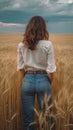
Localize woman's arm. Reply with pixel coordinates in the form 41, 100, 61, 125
18, 69, 26, 85
17, 43, 25, 84
19, 69, 25, 78
48, 72, 55, 84
46, 42, 56, 83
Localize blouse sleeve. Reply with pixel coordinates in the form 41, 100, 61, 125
46, 42, 56, 74
17, 43, 25, 71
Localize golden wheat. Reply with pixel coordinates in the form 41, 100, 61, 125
0, 34, 73, 130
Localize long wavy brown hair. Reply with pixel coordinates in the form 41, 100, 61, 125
23, 16, 49, 50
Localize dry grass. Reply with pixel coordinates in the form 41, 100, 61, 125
0, 33, 73, 130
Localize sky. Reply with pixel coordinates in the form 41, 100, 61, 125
0, 0, 73, 33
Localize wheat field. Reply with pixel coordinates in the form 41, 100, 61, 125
0, 34, 73, 130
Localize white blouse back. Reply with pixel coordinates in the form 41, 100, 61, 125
17, 40, 56, 74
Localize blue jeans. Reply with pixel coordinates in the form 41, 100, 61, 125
21, 73, 52, 130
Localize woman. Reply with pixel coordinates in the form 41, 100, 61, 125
17, 16, 56, 130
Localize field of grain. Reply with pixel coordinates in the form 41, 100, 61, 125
0, 34, 73, 130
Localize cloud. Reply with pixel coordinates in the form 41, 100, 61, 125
0, 0, 73, 10
0, 22, 24, 27
0, 0, 73, 17
12, 3, 21, 9
57, 0, 73, 3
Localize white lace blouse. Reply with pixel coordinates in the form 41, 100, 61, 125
17, 40, 56, 74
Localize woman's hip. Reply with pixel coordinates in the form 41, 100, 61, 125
35, 74, 52, 94
21, 74, 52, 94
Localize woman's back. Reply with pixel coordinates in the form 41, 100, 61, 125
17, 40, 56, 74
